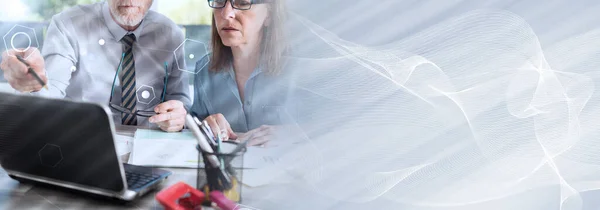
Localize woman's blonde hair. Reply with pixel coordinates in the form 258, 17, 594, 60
209, 0, 287, 75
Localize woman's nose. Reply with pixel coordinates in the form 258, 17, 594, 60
219, 0, 236, 19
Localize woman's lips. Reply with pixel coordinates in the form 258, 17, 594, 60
222, 27, 238, 31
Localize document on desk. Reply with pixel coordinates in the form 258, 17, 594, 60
239, 142, 301, 187
114, 134, 133, 156
242, 146, 287, 169
129, 129, 202, 168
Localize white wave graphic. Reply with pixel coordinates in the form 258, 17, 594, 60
260, 8, 600, 210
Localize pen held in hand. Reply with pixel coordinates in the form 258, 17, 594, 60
15, 55, 47, 90
217, 131, 224, 170
200, 121, 218, 146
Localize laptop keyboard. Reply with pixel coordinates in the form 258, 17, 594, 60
125, 171, 162, 190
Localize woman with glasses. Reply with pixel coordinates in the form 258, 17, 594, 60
178, 0, 296, 146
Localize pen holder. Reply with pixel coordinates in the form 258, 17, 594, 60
196, 142, 246, 205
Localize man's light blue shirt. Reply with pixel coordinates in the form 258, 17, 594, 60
36, 2, 190, 126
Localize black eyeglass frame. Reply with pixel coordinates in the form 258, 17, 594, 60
108, 53, 169, 118
207, 0, 272, 10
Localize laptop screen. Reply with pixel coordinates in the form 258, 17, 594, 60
0, 93, 126, 193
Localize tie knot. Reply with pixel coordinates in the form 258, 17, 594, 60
121, 34, 136, 47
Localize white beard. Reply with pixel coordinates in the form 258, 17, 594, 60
110, 8, 147, 27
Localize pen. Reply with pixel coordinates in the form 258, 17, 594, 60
161, 62, 168, 102
217, 131, 224, 170
15, 55, 47, 90
202, 124, 218, 146
203, 120, 217, 141
200, 123, 217, 146
186, 114, 232, 189
192, 115, 216, 146
191, 115, 217, 146
185, 114, 220, 168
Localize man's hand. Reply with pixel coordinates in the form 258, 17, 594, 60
0, 48, 47, 92
149, 100, 187, 132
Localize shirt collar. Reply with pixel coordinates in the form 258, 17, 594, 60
226, 62, 264, 80
102, 1, 146, 41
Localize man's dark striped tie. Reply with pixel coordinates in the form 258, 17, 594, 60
120, 34, 137, 125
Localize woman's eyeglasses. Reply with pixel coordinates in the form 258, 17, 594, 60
109, 53, 169, 117
207, 0, 271, 11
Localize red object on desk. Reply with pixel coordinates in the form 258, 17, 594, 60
156, 182, 205, 210
209, 191, 239, 210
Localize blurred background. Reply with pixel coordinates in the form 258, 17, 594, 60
0, 0, 213, 92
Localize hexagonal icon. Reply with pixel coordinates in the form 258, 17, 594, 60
136, 85, 156, 105
173, 39, 209, 74
38, 144, 63, 168
2, 24, 41, 60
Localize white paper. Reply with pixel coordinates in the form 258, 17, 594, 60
114, 134, 133, 156
237, 143, 298, 187
130, 129, 202, 168
237, 138, 317, 187
242, 167, 294, 188
242, 146, 286, 169
240, 138, 302, 169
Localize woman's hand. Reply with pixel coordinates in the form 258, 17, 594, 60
203, 113, 238, 140
237, 125, 277, 147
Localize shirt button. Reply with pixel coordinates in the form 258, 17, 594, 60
245, 101, 251, 106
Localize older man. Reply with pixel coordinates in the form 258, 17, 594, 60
0, 0, 190, 132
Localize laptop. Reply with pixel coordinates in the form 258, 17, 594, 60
0, 92, 172, 201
